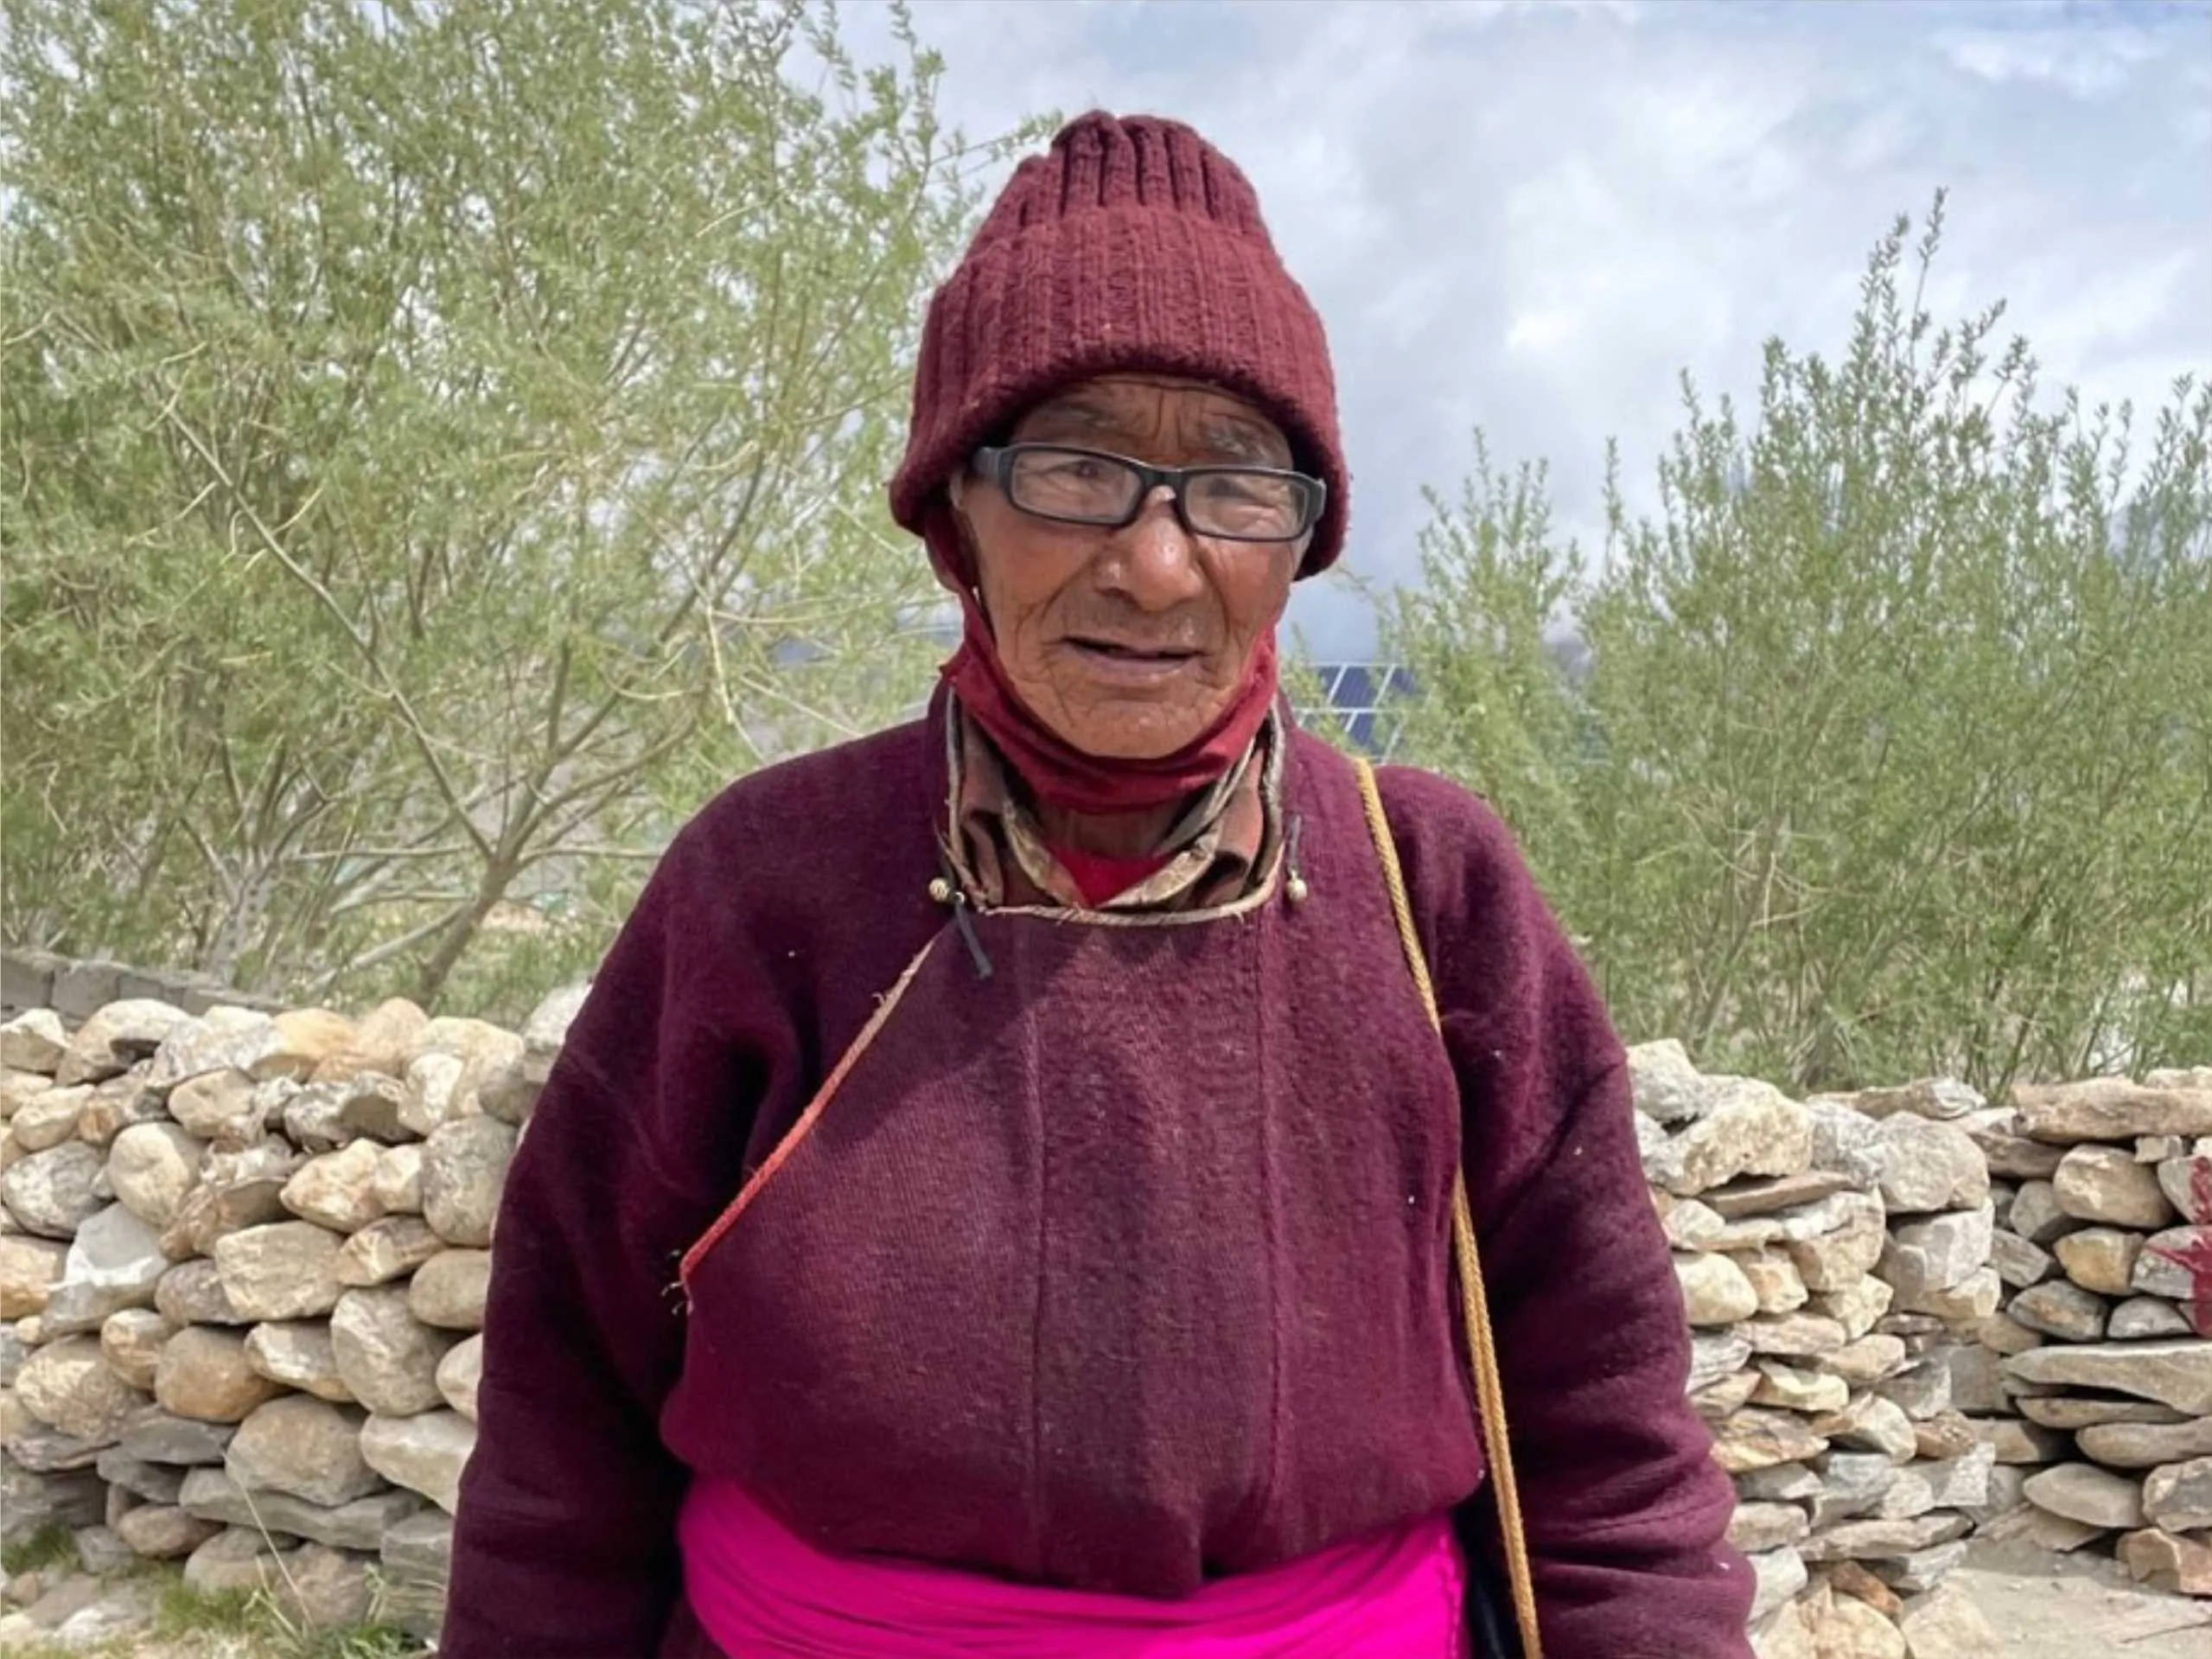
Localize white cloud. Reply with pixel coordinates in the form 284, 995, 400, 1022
845, 0, 2212, 654
2181, 61, 2212, 146
1937, 24, 2163, 97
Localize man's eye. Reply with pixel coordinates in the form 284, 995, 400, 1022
1042, 458, 1112, 483
1204, 475, 1291, 508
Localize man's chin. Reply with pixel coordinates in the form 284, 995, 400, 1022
1049, 699, 1227, 763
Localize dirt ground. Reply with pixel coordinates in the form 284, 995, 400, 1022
6, 1541, 2209, 1656
1951, 1538, 2212, 1657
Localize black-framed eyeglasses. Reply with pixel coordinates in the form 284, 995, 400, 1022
971, 444, 1325, 544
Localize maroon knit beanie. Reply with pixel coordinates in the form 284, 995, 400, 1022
889, 111, 1348, 581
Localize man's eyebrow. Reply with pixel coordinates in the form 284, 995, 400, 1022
1020, 398, 1125, 438
1022, 399, 1291, 465
1197, 417, 1287, 464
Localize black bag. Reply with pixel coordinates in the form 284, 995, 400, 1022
1463, 1544, 1524, 1657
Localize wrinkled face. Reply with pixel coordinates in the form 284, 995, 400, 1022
952, 374, 1304, 762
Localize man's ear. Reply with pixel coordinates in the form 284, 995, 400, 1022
921, 494, 985, 612
945, 475, 985, 563
945, 481, 986, 584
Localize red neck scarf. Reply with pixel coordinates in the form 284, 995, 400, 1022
1049, 845, 1177, 908
928, 514, 1279, 817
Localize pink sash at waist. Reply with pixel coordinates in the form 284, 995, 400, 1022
677, 1477, 1470, 1658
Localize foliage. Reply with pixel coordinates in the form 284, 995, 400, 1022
152, 1580, 263, 1637
1383, 438, 1595, 905
1, 1522, 79, 1576
153, 1572, 422, 1658
1386, 197, 2212, 1094
3, 0, 1027, 1018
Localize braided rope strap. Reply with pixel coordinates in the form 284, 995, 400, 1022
1352, 757, 1544, 1659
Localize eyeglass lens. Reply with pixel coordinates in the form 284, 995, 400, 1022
1006, 448, 1311, 540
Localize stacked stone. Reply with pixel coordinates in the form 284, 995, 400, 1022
1964, 1069, 2212, 1598
28, 997, 2201, 1643
0, 990, 578, 1637
1633, 1043, 2001, 1657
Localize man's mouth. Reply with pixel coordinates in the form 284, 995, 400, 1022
1069, 637, 1198, 661
1063, 637, 1204, 678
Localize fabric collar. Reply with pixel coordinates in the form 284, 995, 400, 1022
941, 692, 1282, 913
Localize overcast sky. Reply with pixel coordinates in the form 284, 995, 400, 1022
846, 0, 2212, 657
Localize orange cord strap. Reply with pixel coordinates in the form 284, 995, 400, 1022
678, 935, 941, 1294
1353, 757, 1544, 1659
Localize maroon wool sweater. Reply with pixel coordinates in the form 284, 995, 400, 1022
443, 718, 1753, 1658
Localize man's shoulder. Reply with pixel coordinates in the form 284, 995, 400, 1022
1374, 758, 1550, 929
1285, 728, 1525, 884
1369, 757, 1516, 859
1299, 743, 1617, 1092
663, 716, 939, 888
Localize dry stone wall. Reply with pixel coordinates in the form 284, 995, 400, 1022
0, 948, 277, 1026
0, 992, 579, 1637
1966, 1070, 2212, 1598
2, 991, 2205, 1650
1633, 1043, 2009, 1656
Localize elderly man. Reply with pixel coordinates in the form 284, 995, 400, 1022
444, 112, 1753, 1658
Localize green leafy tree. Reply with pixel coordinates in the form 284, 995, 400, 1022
3, 0, 1030, 1018
1388, 199, 2212, 1094
1381, 438, 1593, 907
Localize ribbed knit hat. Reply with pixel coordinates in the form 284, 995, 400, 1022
890, 112, 1348, 578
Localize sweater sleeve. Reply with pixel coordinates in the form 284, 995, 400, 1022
1458, 1060, 1756, 1657
1378, 766, 1755, 1659
441, 858, 749, 1657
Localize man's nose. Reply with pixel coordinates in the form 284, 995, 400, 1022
1096, 486, 1206, 612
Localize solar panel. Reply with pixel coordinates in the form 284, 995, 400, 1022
1297, 661, 1416, 759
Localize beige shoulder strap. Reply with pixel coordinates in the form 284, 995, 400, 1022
1351, 756, 1543, 1659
